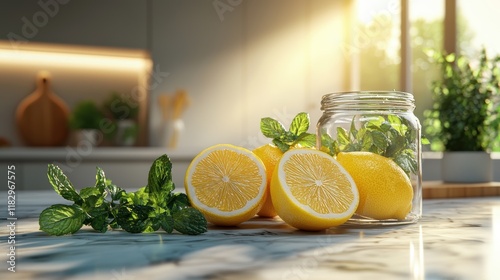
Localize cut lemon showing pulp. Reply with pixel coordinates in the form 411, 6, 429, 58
271, 148, 359, 231
184, 144, 267, 226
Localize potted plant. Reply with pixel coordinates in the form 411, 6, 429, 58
69, 100, 105, 147
102, 92, 139, 146
424, 48, 500, 182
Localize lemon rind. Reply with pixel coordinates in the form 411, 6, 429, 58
185, 144, 267, 217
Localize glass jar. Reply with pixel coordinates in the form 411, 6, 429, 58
316, 91, 422, 225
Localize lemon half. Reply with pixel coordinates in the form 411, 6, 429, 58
184, 144, 267, 226
271, 148, 359, 231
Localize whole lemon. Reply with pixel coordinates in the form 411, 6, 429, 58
253, 144, 283, 217
336, 151, 413, 220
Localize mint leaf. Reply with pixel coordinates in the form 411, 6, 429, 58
82, 194, 103, 213
289, 112, 310, 136
87, 201, 111, 233
388, 115, 401, 128
366, 116, 385, 128
107, 182, 125, 201
80, 187, 105, 201
80, 186, 106, 215
95, 167, 107, 193
261, 117, 286, 139
349, 118, 358, 139
393, 149, 418, 177
147, 154, 174, 205
361, 132, 374, 150
272, 139, 290, 152
167, 193, 191, 213
90, 212, 109, 233
121, 187, 150, 206
173, 207, 208, 235
281, 131, 297, 144
159, 212, 174, 233
336, 127, 350, 146
321, 133, 337, 155
380, 121, 393, 133
39, 204, 85, 236
386, 134, 406, 157
326, 114, 419, 178
116, 205, 154, 233
370, 130, 390, 151
295, 132, 316, 148
47, 164, 82, 205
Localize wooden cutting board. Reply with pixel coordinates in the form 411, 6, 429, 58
16, 71, 70, 146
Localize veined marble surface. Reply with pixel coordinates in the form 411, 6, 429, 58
1, 191, 499, 280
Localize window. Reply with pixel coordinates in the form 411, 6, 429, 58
458, 0, 500, 57
409, 0, 444, 121
355, 0, 400, 91
353, 0, 500, 127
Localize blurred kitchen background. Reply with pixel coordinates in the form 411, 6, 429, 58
1, 0, 499, 189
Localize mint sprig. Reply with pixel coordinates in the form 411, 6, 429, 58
260, 112, 316, 152
39, 154, 207, 236
321, 115, 418, 178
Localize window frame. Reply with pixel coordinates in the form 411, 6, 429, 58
399, 0, 456, 92
351, 0, 500, 181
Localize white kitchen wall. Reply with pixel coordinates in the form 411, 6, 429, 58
0, 0, 148, 49
150, 0, 349, 152
0, 0, 349, 153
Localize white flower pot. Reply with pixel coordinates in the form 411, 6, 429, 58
115, 120, 138, 146
442, 151, 492, 183
71, 129, 101, 147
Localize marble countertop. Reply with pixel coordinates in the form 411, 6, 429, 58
1, 191, 499, 280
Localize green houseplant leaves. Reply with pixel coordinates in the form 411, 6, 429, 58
423, 49, 500, 151
69, 100, 104, 130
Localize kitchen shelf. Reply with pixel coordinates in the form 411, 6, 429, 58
0, 147, 198, 191
423, 181, 500, 199
0, 147, 197, 161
